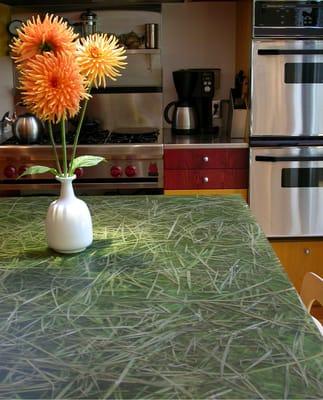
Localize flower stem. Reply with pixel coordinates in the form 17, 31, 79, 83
68, 97, 89, 175
48, 121, 62, 175
60, 118, 68, 177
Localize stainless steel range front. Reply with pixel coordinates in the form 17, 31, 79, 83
0, 92, 163, 195
250, 0, 323, 237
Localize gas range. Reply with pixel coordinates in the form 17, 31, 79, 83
0, 128, 163, 195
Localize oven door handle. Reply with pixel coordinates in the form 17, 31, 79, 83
258, 49, 323, 55
255, 155, 323, 162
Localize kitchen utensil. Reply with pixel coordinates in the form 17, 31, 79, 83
5, 112, 42, 144
164, 101, 197, 135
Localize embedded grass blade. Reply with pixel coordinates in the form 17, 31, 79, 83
0, 195, 322, 399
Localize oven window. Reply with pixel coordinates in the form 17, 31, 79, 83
285, 63, 323, 84
282, 168, 323, 187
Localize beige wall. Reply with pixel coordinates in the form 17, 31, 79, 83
1, 2, 237, 123
0, 4, 13, 117
162, 1, 236, 123
0, 56, 14, 118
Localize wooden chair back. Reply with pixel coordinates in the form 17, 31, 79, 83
300, 272, 323, 312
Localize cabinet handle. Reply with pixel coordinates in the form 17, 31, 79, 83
304, 248, 311, 255
203, 156, 209, 163
203, 176, 209, 183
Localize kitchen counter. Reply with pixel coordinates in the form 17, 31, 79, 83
0, 195, 322, 399
163, 128, 248, 148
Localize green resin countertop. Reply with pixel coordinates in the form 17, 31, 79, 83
0, 195, 322, 399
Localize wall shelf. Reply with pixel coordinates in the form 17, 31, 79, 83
124, 48, 160, 70
91, 86, 162, 94
125, 49, 160, 55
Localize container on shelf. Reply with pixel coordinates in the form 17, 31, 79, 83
80, 10, 97, 37
145, 23, 159, 49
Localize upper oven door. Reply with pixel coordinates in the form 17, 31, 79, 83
251, 39, 323, 137
250, 146, 323, 237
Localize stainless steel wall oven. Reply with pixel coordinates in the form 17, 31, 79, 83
251, 39, 323, 137
250, 0, 323, 237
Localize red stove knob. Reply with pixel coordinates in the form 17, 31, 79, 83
110, 166, 122, 177
125, 165, 136, 177
75, 167, 84, 178
4, 165, 17, 179
148, 162, 158, 176
18, 165, 28, 177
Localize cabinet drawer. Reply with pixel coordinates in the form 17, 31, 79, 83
165, 169, 225, 190
164, 169, 249, 190
227, 148, 249, 169
164, 149, 227, 169
223, 169, 249, 189
164, 148, 249, 170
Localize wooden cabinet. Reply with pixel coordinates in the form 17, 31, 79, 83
164, 148, 249, 199
0, 4, 10, 57
235, 0, 252, 77
270, 239, 323, 293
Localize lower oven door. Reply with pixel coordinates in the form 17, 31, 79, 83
250, 146, 323, 237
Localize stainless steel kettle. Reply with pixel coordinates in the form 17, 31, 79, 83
164, 101, 197, 135
5, 112, 42, 144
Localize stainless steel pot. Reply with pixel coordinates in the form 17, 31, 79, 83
5, 112, 42, 144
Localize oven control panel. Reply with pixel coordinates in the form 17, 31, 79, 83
254, 1, 323, 37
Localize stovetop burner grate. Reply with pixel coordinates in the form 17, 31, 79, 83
1, 128, 160, 145
106, 131, 159, 144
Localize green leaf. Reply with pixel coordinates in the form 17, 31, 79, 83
18, 165, 58, 179
69, 155, 106, 173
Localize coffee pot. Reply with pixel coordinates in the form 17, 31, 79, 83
164, 101, 197, 135
5, 112, 42, 144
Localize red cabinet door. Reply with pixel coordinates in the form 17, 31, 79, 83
223, 169, 249, 189
227, 149, 249, 169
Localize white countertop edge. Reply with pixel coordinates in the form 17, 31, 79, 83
164, 142, 249, 149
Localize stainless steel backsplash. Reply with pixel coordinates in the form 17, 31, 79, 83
86, 93, 163, 133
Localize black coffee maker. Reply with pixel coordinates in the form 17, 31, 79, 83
164, 70, 198, 135
164, 68, 220, 135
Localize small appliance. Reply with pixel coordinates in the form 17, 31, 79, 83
164, 69, 198, 134
164, 68, 220, 135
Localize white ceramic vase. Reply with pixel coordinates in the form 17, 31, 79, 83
45, 175, 93, 254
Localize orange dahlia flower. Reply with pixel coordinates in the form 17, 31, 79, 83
10, 14, 77, 68
76, 33, 127, 88
19, 52, 90, 123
